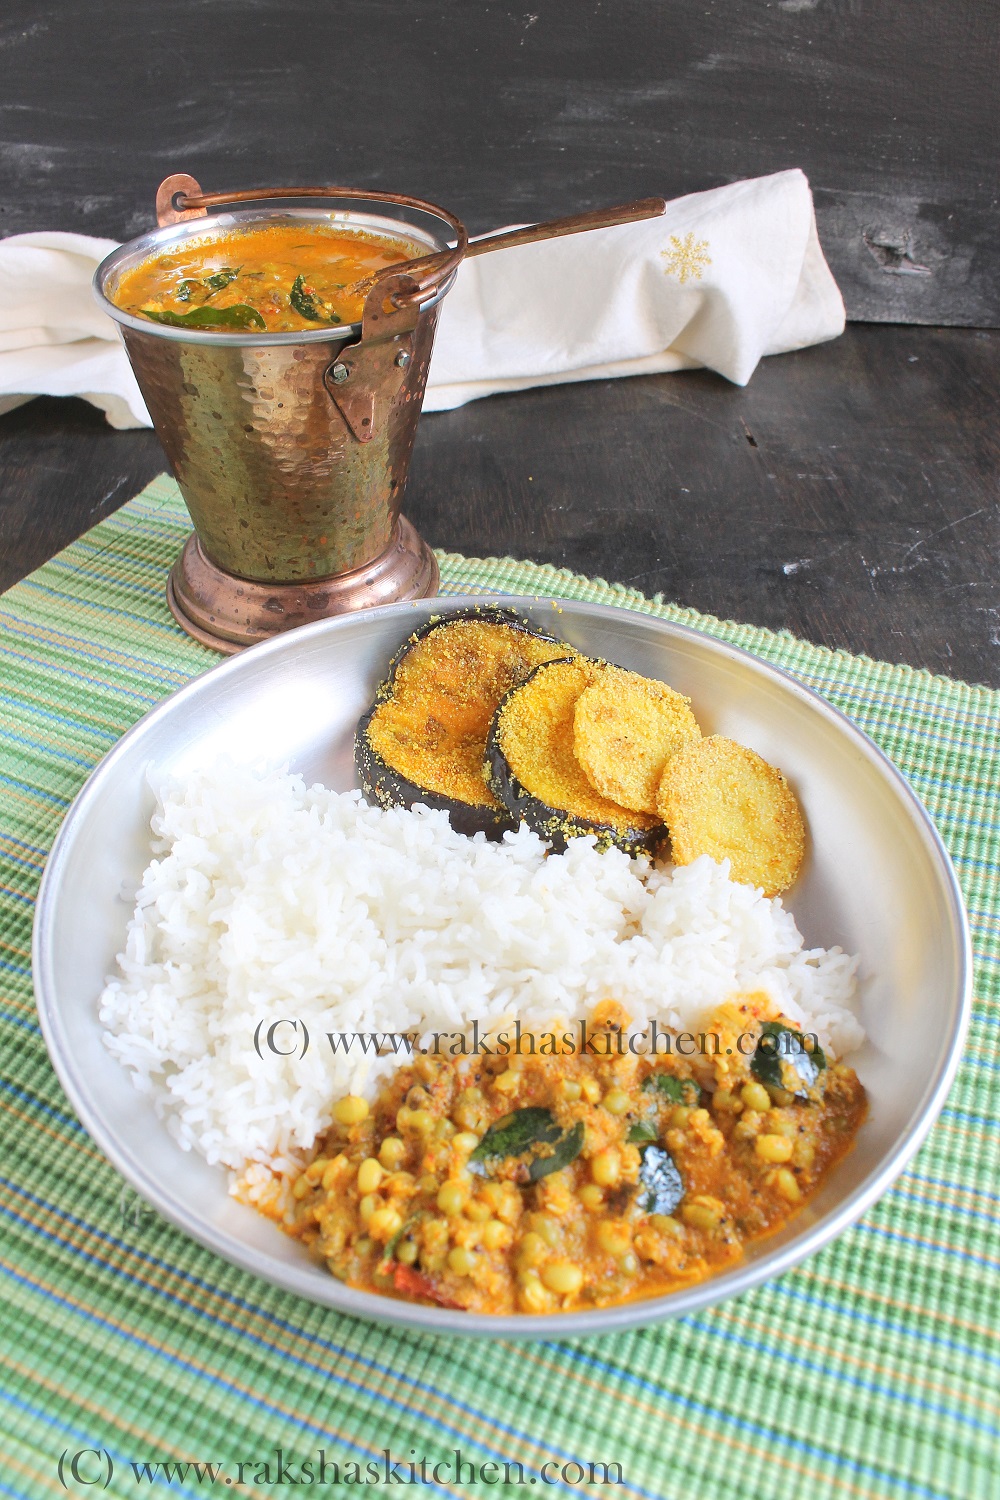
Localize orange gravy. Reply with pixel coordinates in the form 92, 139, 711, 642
113, 221, 420, 333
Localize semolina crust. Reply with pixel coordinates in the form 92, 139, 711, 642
574, 666, 702, 814
367, 619, 569, 809
656, 735, 806, 896
494, 657, 662, 835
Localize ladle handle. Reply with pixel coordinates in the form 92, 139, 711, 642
466, 197, 666, 257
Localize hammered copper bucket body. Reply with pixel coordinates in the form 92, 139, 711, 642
95, 183, 466, 651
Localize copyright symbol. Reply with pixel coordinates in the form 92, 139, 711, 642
57, 1448, 114, 1489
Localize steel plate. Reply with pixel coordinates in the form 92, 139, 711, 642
32, 596, 972, 1338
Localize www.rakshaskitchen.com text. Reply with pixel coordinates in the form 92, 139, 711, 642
252, 1016, 811, 1061
58, 1447, 624, 1488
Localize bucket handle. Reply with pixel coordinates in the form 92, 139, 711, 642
155, 176, 667, 303
155, 175, 467, 308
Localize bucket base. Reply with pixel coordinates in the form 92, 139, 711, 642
167, 520, 439, 654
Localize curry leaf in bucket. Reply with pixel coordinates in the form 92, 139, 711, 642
636, 1144, 685, 1215
290, 274, 342, 324
751, 1021, 826, 1098
468, 1108, 584, 1182
140, 305, 267, 331
173, 268, 241, 304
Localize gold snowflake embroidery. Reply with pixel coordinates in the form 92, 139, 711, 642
661, 233, 711, 285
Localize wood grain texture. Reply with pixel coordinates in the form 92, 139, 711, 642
0, 398, 166, 586
3, 327, 998, 687
0, 0, 996, 324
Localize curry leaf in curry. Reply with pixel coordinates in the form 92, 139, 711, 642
204, 266, 241, 291
626, 1120, 658, 1144
636, 1144, 685, 1215
469, 1107, 559, 1165
468, 1107, 584, 1182
378, 1210, 427, 1272
642, 1073, 702, 1106
140, 305, 267, 331
751, 1021, 826, 1098
528, 1120, 585, 1183
290, 273, 342, 324
172, 269, 240, 304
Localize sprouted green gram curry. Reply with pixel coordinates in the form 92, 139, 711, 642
112, 222, 421, 333
267, 998, 866, 1314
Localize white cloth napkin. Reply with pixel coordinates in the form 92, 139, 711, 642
0, 232, 148, 429
425, 168, 844, 410
0, 169, 843, 429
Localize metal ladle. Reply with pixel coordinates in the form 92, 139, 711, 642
157, 175, 666, 309
351, 195, 668, 301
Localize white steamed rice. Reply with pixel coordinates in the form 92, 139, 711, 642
100, 762, 863, 1172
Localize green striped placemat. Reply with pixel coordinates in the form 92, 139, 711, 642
1, 473, 997, 1500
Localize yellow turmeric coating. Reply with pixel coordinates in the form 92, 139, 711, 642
368, 620, 570, 809
657, 735, 807, 896
573, 666, 702, 814
495, 658, 662, 837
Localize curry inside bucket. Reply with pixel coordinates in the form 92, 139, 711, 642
95, 184, 467, 652
95, 178, 666, 653
110, 218, 427, 334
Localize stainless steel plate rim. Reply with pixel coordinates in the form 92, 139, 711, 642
32, 595, 972, 1339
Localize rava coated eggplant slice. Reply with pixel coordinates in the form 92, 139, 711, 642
485, 655, 666, 855
355, 607, 572, 838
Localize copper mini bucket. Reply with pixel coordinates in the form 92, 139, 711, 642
95, 176, 468, 652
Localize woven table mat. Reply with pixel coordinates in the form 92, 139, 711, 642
1, 473, 997, 1500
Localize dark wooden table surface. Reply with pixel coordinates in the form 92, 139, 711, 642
3, 0, 997, 685
2, 322, 998, 688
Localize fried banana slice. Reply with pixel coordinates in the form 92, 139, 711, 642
573, 666, 702, 814
656, 735, 806, 895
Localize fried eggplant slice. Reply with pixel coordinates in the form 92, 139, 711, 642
573, 666, 702, 814
485, 656, 665, 855
656, 735, 806, 895
356, 608, 572, 838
